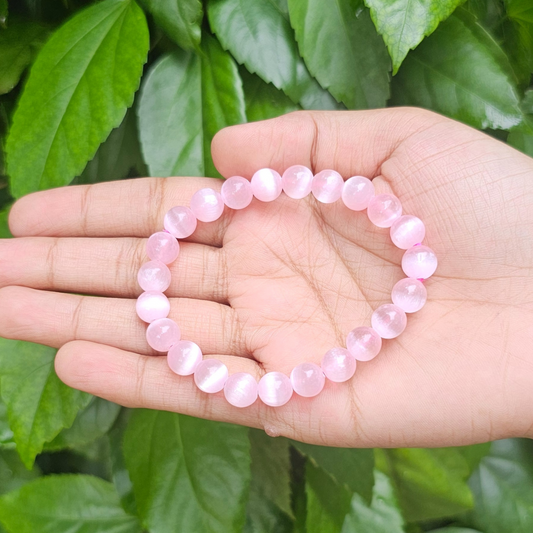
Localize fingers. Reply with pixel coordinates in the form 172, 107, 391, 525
211, 108, 446, 179
8, 177, 230, 246
0, 286, 247, 356
0, 236, 228, 303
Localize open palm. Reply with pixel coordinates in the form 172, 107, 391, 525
1, 108, 532, 447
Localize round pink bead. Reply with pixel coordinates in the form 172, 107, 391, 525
137, 261, 171, 292
367, 194, 402, 228
290, 363, 325, 397
311, 170, 343, 203
282, 165, 313, 199
136, 291, 170, 323
224, 372, 258, 408
321, 348, 357, 382
402, 244, 438, 280
164, 206, 197, 238
167, 340, 202, 376
392, 278, 427, 313
371, 304, 407, 339
346, 327, 382, 362
251, 168, 282, 202
146, 232, 179, 264
194, 359, 228, 393
146, 318, 181, 352
257, 372, 293, 407
342, 176, 375, 211
221, 176, 253, 209
390, 215, 426, 249
190, 188, 224, 222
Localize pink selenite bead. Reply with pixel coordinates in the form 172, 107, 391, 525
136, 291, 170, 323
402, 244, 438, 280
311, 170, 344, 203
282, 165, 313, 199
221, 176, 253, 209
346, 326, 382, 362
146, 232, 179, 264
194, 359, 229, 393
321, 348, 356, 382
137, 261, 171, 292
390, 215, 426, 249
290, 363, 325, 397
190, 188, 224, 222
392, 278, 427, 313
251, 168, 283, 202
167, 340, 202, 376
224, 372, 258, 408
367, 194, 402, 228
164, 206, 197, 238
342, 176, 375, 211
146, 317, 181, 352
258, 372, 293, 407
371, 304, 407, 339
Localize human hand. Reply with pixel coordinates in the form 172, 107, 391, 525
1, 108, 532, 447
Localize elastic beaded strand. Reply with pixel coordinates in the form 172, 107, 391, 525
137, 167, 438, 408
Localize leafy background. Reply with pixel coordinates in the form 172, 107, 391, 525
0, 0, 532, 531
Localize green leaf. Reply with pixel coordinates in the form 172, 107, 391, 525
74, 110, 146, 184
428, 529, 483, 533
292, 441, 374, 504
287, 0, 390, 109
503, 0, 533, 86
201, 31, 246, 178
382, 447, 474, 522
138, 50, 204, 177
248, 430, 293, 519
0, 205, 11, 238
392, 9, 523, 130
0, 339, 91, 468
241, 68, 300, 121
0, 449, 40, 495
207, 0, 340, 110
0, 474, 142, 533
138, 0, 203, 50
306, 461, 352, 533
0, 0, 7, 27
6, 0, 149, 198
469, 439, 533, 533
0, 18, 48, 95
341, 471, 405, 533
365, 0, 464, 74
123, 410, 251, 533
44, 397, 121, 452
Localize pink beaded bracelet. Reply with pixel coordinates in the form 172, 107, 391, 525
136, 167, 437, 408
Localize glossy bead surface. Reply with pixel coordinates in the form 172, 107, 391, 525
136, 291, 170, 323
282, 165, 313, 199
346, 327, 382, 362
390, 215, 426, 249
164, 206, 197, 238
224, 372, 258, 408
190, 188, 224, 222
290, 363, 325, 397
311, 170, 343, 203
221, 176, 253, 209
402, 244, 438, 280
137, 260, 171, 292
146, 318, 181, 352
321, 348, 356, 382
367, 194, 402, 228
194, 359, 228, 393
371, 304, 407, 339
391, 278, 427, 313
251, 168, 282, 202
167, 340, 202, 376
342, 176, 375, 211
258, 372, 293, 407
146, 232, 179, 264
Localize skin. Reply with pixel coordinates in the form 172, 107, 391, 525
0, 108, 532, 448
